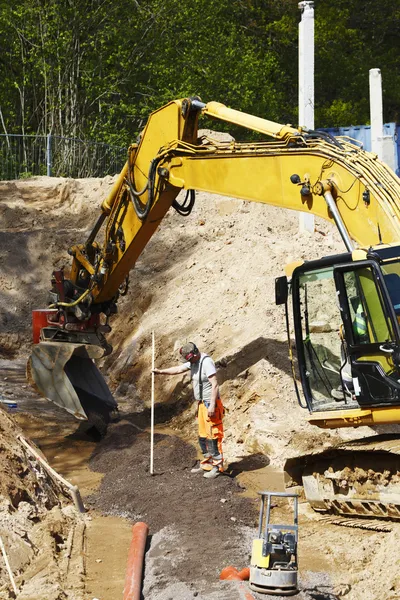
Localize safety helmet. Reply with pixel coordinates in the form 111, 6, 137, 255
179, 342, 200, 361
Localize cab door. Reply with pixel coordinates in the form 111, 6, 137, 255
333, 260, 400, 407
292, 258, 355, 412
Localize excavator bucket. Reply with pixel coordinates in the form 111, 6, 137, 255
27, 342, 117, 424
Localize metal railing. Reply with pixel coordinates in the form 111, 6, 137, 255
0, 133, 127, 180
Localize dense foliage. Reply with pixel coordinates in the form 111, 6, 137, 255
0, 0, 398, 146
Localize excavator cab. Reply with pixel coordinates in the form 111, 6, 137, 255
280, 244, 400, 425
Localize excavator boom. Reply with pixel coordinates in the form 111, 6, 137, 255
71, 98, 400, 304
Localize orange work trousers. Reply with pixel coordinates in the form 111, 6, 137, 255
197, 398, 224, 457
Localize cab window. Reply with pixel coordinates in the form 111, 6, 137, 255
342, 267, 394, 345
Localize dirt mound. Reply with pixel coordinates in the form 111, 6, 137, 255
0, 176, 114, 357
0, 406, 84, 599
100, 189, 369, 467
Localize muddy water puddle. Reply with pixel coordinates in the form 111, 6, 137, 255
237, 464, 285, 498
0, 357, 72, 421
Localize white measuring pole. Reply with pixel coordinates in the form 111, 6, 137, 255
298, 1, 315, 234
150, 331, 155, 475
0, 536, 18, 596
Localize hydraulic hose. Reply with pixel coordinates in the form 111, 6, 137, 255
126, 147, 149, 199
305, 129, 344, 149
172, 189, 196, 216
127, 144, 197, 220
48, 287, 91, 309
126, 156, 159, 221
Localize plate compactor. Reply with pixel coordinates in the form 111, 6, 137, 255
250, 491, 299, 596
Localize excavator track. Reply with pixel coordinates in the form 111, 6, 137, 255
285, 435, 400, 521
317, 515, 393, 532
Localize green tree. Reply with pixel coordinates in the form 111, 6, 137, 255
0, 0, 399, 146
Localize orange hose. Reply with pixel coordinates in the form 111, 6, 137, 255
237, 567, 250, 581
123, 522, 149, 600
219, 566, 255, 600
220, 566, 249, 581
220, 566, 241, 580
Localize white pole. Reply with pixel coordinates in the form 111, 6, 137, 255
369, 68, 398, 172
150, 331, 155, 475
298, 1, 315, 234
0, 536, 18, 596
369, 68, 384, 159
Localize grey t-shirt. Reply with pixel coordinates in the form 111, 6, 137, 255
184, 353, 217, 402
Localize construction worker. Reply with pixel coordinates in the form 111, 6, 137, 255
353, 302, 369, 343
153, 342, 224, 479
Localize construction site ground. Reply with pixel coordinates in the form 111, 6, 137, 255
1, 176, 400, 600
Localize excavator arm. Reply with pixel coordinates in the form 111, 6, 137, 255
28, 97, 400, 437
66, 97, 400, 304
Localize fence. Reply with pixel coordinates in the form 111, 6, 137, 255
0, 133, 127, 180
1, 124, 399, 181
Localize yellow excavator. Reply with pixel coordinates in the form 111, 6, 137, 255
28, 97, 400, 518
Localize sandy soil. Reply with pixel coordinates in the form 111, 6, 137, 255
0, 175, 400, 600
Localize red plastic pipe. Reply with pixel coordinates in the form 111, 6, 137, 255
123, 522, 149, 600
220, 566, 255, 600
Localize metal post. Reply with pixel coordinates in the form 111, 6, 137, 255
257, 494, 265, 538
46, 133, 52, 177
298, 1, 315, 233
369, 69, 398, 172
369, 68, 384, 160
265, 494, 271, 537
150, 331, 155, 475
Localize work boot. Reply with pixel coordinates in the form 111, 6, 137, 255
203, 466, 220, 479
191, 453, 212, 473
190, 461, 204, 474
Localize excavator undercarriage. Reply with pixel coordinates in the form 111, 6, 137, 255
285, 435, 400, 520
